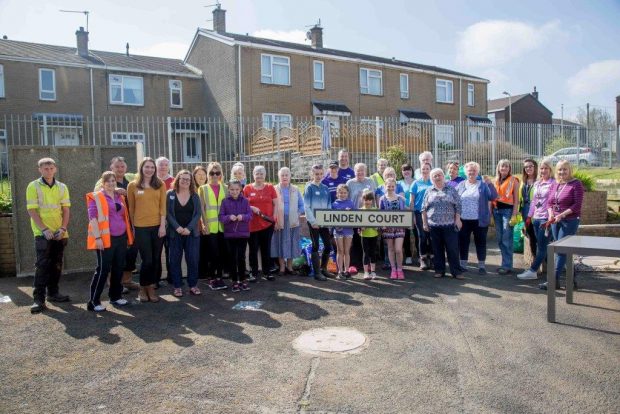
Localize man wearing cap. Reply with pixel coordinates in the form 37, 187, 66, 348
322, 160, 348, 203
26, 158, 71, 314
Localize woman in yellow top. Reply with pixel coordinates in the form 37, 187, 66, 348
127, 157, 167, 303
492, 159, 520, 274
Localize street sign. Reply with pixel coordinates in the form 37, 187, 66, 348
314, 209, 413, 228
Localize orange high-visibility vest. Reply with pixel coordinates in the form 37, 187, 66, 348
494, 176, 519, 206
86, 191, 134, 249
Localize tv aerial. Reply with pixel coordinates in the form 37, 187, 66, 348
305, 19, 321, 41
59, 10, 90, 32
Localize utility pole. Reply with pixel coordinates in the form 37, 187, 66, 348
560, 104, 564, 139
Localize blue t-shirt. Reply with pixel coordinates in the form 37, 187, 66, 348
399, 179, 415, 208
322, 174, 348, 202
332, 198, 355, 237
411, 178, 432, 212
338, 167, 355, 181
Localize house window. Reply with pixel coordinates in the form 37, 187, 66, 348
400, 74, 409, 99
39, 68, 56, 101
261, 54, 290, 86
435, 124, 454, 145
109, 74, 144, 106
467, 83, 475, 106
183, 134, 202, 162
111, 132, 145, 146
313, 61, 324, 90
0, 65, 4, 98
468, 126, 484, 142
436, 79, 453, 103
169, 80, 182, 108
262, 113, 292, 130
360, 68, 382, 96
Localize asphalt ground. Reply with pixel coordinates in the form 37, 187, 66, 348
0, 248, 619, 413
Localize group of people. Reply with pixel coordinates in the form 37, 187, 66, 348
25, 148, 584, 314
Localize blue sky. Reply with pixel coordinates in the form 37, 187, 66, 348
1, 0, 618, 121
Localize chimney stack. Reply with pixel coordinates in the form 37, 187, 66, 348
309, 23, 323, 49
532, 86, 538, 100
126, 43, 130, 56
213, 5, 226, 33
76, 26, 89, 57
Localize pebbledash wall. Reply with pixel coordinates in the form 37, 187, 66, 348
10, 146, 137, 276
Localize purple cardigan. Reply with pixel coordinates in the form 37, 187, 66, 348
545, 179, 584, 220
219, 195, 253, 238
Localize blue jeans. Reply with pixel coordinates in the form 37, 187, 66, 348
551, 218, 580, 280
168, 235, 200, 289
530, 219, 551, 272
493, 208, 514, 269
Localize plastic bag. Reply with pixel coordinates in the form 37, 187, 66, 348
513, 221, 525, 253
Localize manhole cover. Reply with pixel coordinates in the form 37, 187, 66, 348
293, 327, 368, 357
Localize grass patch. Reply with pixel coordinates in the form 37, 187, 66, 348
580, 167, 620, 180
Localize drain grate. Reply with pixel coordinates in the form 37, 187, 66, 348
293, 327, 368, 357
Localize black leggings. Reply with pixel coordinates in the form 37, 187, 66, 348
227, 238, 248, 283
249, 225, 274, 275
204, 232, 225, 279
361, 236, 377, 265
458, 219, 488, 262
134, 226, 164, 286
308, 224, 331, 264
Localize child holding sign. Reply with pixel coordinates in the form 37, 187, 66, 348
379, 178, 407, 279
360, 190, 378, 280
332, 184, 355, 279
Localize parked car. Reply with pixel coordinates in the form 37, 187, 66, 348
548, 147, 600, 166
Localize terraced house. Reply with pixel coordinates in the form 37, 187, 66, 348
184, 6, 490, 155
0, 27, 207, 165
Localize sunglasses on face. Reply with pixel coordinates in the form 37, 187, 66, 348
209, 171, 221, 176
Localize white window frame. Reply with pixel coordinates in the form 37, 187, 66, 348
0, 65, 4, 98
436, 79, 453, 104
435, 124, 455, 145
111, 132, 146, 146
39, 68, 56, 101
400, 73, 409, 99
260, 53, 291, 86
109, 74, 144, 106
313, 60, 324, 90
360, 68, 383, 96
262, 113, 292, 130
467, 83, 475, 107
169, 80, 183, 108
182, 133, 202, 163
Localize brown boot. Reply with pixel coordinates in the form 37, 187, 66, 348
146, 284, 160, 303
138, 286, 149, 303
122, 271, 140, 290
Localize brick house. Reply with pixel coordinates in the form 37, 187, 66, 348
0, 27, 209, 166
487, 87, 553, 125
184, 7, 489, 150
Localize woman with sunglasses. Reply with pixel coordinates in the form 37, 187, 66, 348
198, 162, 228, 290
520, 159, 538, 263
244, 165, 279, 282
193, 166, 209, 279
167, 170, 202, 297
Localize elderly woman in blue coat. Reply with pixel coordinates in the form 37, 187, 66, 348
456, 162, 498, 274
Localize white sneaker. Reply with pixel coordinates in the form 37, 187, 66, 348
111, 298, 129, 306
517, 269, 538, 280
92, 304, 106, 312
405, 257, 413, 265
363, 272, 372, 280
370, 271, 377, 280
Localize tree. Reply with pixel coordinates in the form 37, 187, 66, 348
380, 145, 409, 179
575, 107, 615, 151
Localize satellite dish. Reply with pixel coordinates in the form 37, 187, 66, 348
306, 31, 312, 41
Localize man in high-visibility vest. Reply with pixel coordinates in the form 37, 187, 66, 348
26, 158, 71, 314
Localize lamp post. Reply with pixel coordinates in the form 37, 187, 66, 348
502, 91, 512, 143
